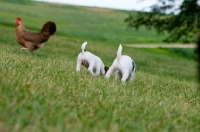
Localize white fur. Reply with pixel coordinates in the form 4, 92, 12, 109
76, 42, 106, 76
105, 44, 136, 83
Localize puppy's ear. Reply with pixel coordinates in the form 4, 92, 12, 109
104, 66, 109, 73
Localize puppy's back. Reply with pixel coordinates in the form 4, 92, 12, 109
118, 55, 133, 70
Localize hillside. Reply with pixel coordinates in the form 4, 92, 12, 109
0, 0, 168, 44
0, 0, 199, 132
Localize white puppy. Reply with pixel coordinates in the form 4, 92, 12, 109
76, 42, 109, 76
105, 44, 136, 83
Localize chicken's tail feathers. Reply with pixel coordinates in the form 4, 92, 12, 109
81, 42, 87, 53
117, 44, 122, 60
41, 21, 56, 36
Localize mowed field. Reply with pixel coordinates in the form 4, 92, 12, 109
0, 0, 199, 132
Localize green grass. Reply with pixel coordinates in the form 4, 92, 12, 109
0, 1, 199, 132
0, 0, 168, 44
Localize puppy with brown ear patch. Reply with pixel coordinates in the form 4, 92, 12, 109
76, 42, 109, 76
105, 44, 136, 83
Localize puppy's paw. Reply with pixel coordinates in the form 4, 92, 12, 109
105, 75, 110, 79
121, 79, 126, 83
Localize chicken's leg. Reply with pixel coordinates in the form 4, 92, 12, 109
21, 47, 29, 51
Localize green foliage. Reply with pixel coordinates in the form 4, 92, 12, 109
125, 0, 200, 43
163, 48, 197, 60
0, 1, 199, 132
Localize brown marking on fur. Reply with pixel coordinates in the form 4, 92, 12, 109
81, 60, 89, 69
104, 66, 109, 74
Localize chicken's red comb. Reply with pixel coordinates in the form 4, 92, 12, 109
15, 17, 21, 21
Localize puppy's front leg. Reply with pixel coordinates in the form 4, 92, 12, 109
88, 63, 96, 76
95, 67, 101, 75
105, 66, 116, 79
76, 59, 82, 72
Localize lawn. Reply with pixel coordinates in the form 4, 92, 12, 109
0, 0, 199, 132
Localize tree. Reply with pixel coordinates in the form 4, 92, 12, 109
125, 0, 200, 43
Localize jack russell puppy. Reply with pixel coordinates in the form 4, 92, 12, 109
76, 42, 109, 76
105, 44, 136, 83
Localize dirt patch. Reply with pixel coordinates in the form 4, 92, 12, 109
126, 44, 197, 48
83, 7, 114, 12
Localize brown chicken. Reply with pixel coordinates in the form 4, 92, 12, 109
14, 17, 56, 52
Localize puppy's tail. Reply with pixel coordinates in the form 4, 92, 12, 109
81, 41, 87, 53
117, 44, 122, 60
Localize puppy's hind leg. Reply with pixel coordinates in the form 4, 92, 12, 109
129, 71, 135, 81
121, 70, 129, 83
115, 70, 121, 80
129, 63, 136, 81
